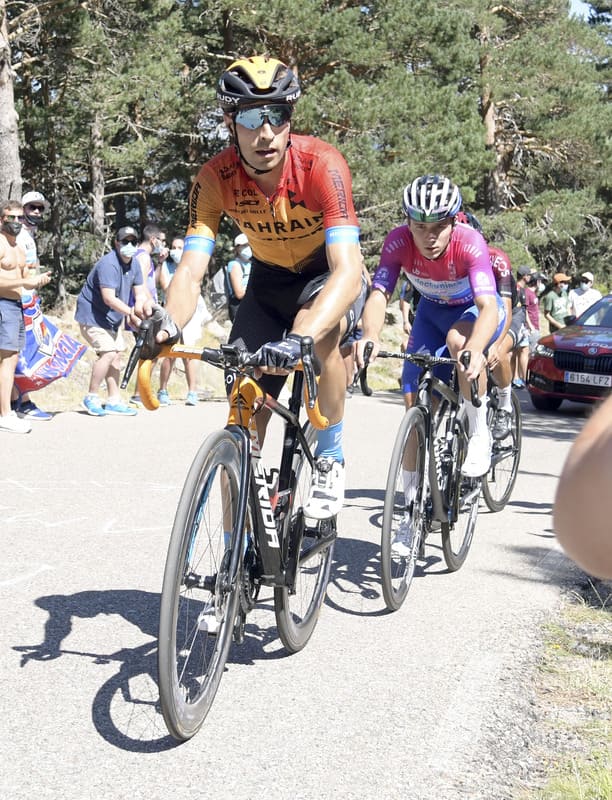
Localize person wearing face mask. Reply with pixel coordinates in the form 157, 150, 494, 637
542, 272, 571, 333
157, 237, 211, 406
16, 191, 50, 272
74, 226, 146, 416
568, 271, 601, 319
224, 233, 253, 322
0, 199, 54, 433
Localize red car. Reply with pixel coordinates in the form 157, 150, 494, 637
527, 293, 612, 411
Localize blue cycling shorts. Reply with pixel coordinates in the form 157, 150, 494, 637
401, 295, 506, 394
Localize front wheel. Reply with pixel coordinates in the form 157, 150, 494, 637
441, 418, 480, 572
381, 407, 428, 611
482, 390, 522, 512
158, 430, 243, 741
274, 424, 334, 653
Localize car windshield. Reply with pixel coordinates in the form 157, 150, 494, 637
576, 295, 612, 328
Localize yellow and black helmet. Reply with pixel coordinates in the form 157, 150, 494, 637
217, 56, 301, 110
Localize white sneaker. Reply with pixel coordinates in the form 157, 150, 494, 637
461, 432, 492, 477
303, 457, 345, 519
391, 516, 415, 557
0, 411, 32, 434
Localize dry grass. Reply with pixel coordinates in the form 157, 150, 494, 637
522, 580, 612, 799
36, 298, 408, 411
33, 297, 231, 411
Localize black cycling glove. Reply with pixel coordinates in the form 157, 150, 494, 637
251, 334, 303, 369
140, 306, 181, 360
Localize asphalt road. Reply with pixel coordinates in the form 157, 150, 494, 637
0, 388, 588, 799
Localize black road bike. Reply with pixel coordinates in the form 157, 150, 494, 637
123, 335, 335, 741
376, 350, 482, 611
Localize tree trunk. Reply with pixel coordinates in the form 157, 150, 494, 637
90, 113, 105, 239
0, 1, 22, 199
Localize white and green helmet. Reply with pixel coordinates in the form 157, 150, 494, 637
403, 175, 462, 222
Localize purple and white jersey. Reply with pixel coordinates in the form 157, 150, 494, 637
372, 221, 497, 306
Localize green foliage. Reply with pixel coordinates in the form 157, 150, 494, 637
5, 0, 610, 300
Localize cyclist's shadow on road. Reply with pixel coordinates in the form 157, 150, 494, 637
13, 589, 179, 752
12, 588, 306, 752
329, 490, 447, 617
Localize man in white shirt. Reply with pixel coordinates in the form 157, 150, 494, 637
568, 271, 602, 318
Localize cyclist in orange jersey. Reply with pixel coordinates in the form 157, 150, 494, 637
145, 56, 367, 519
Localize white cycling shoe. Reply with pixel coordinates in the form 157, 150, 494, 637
303, 457, 345, 520
461, 432, 492, 477
391, 516, 415, 557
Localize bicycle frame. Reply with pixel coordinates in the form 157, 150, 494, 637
227, 369, 318, 588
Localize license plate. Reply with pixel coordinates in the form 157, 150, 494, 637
564, 371, 612, 387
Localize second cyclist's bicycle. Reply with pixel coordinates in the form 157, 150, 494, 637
376, 350, 482, 611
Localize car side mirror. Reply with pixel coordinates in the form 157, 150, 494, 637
564, 315, 577, 326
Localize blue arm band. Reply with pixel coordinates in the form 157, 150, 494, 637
184, 235, 215, 256
325, 226, 360, 245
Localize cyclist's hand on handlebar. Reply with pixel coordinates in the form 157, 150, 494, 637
140, 305, 181, 360
458, 348, 486, 381
356, 338, 379, 368
250, 333, 302, 374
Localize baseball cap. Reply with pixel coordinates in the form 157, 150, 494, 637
553, 272, 571, 284
21, 191, 50, 211
581, 271, 594, 283
116, 226, 138, 242
234, 233, 249, 247
517, 266, 533, 277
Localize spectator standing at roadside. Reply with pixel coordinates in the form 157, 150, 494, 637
75, 226, 146, 417
9, 190, 54, 420
128, 224, 167, 405
0, 199, 53, 433
157, 237, 209, 406
522, 269, 541, 350
510, 266, 535, 389
568, 271, 601, 318
542, 273, 571, 333
224, 233, 252, 321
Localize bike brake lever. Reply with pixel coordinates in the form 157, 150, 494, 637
120, 319, 152, 389
352, 340, 374, 388
459, 351, 481, 407
300, 336, 318, 408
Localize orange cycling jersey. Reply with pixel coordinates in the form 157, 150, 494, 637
186, 134, 360, 272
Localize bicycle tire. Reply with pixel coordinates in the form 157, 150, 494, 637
274, 424, 334, 653
158, 429, 242, 741
482, 389, 522, 512
380, 407, 427, 611
440, 415, 480, 571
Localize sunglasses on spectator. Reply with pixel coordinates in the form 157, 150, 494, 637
3, 214, 25, 222
26, 204, 45, 212
234, 104, 292, 130
120, 237, 137, 245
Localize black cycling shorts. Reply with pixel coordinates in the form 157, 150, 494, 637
229, 257, 368, 397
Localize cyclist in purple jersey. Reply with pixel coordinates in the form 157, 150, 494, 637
359, 175, 506, 482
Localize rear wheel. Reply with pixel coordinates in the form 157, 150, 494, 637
483, 389, 522, 512
274, 424, 334, 653
158, 430, 242, 741
440, 417, 480, 572
380, 408, 428, 611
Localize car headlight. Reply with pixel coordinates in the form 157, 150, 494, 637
533, 343, 554, 358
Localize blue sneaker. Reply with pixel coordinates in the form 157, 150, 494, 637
81, 396, 106, 417
105, 402, 137, 416
14, 400, 53, 421
185, 391, 199, 406
157, 389, 171, 406
129, 395, 143, 407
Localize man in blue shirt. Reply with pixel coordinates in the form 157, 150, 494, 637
75, 226, 146, 416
